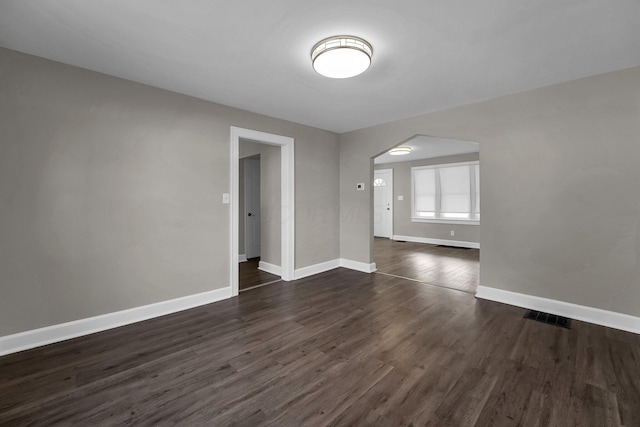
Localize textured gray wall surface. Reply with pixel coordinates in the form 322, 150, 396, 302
0, 48, 339, 335
341, 66, 640, 317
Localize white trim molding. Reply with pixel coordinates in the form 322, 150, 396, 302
258, 261, 282, 276
0, 287, 233, 356
340, 259, 377, 273
255, 258, 377, 282
411, 218, 480, 226
294, 259, 341, 280
476, 286, 640, 335
230, 126, 295, 297
393, 234, 480, 249
238, 254, 248, 263
292, 259, 378, 281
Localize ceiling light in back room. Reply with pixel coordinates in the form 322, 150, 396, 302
311, 35, 372, 79
389, 146, 412, 155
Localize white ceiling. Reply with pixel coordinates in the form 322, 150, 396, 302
1, 1, 639, 133
374, 135, 479, 164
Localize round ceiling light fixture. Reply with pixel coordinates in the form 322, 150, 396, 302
388, 146, 412, 155
311, 35, 373, 79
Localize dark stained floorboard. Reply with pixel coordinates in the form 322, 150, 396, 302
239, 257, 281, 291
374, 237, 480, 293
1, 268, 639, 426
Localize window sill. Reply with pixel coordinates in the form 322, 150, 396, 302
411, 218, 480, 225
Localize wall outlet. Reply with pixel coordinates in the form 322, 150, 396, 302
356, 183, 365, 191
450, 230, 455, 236
398, 195, 404, 200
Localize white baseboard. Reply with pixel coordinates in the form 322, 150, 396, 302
393, 235, 480, 249
294, 259, 341, 280
0, 287, 232, 357
258, 261, 282, 276
339, 258, 377, 273
476, 286, 640, 334
258, 258, 377, 281
238, 254, 247, 262
292, 258, 377, 280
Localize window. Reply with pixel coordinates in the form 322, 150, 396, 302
373, 178, 387, 187
413, 168, 436, 217
439, 165, 470, 218
411, 161, 479, 223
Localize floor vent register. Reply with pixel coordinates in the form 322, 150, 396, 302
524, 310, 572, 329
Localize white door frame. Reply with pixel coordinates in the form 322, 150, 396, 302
230, 126, 294, 296
374, 168, 393, 238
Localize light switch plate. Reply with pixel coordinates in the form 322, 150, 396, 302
356, 183, 365, 191
222, 193, 230, 204
398, 195, 404, 200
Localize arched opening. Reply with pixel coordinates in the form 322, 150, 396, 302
371, 135, 480, 293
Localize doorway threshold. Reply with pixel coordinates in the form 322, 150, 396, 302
239, 279, 283, 293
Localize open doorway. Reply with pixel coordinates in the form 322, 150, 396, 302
230, 127, 294, 297
238, 144, 282, 291
372, 135, 480, 293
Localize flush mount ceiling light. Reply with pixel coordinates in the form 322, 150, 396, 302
388, 146, 412, 155
311, 35, 373, 79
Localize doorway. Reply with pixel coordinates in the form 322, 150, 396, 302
373, 169, 393, 238
230, 127, 294, 297
238, 146, 282, 291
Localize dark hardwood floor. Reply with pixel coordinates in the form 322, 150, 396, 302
1, 268, 639, 426
374, 237, 480, 293
239, 257, 281, 291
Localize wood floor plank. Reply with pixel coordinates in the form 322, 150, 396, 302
428, 365, 499, 427
474, 360, 541, 426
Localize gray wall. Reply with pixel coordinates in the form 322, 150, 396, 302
341, 66, 640, 317
375, 153, 480, 244
0, 47, 340, 336
239, 140, 281, 265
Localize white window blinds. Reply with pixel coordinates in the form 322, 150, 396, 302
440, 165, 470, 218
413, 168, 436, 216
411, 161, 479, 222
